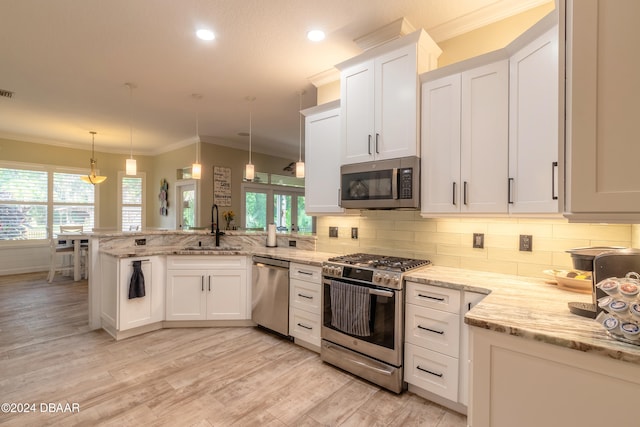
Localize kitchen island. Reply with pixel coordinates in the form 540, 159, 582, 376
406, 266, 640, 427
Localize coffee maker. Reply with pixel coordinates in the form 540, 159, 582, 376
567, 247, 640, 318
593, 249, 640, 315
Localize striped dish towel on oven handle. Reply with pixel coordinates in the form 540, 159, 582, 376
330, 280, 371, 336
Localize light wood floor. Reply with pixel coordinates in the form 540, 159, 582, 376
0, 273, 467, 426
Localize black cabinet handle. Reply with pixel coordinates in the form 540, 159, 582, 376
552, 161, 558, 200
201, 276, 204, 292
208, 276, 211, 292
418, 293, 445, 302
508, 177, 514, 204
298, 293, 313, 300
418, 325, 444, 335
368, 135, 372, 155
463, 181, 468, 205
375, 133, 380, 154
452, 182, 457, 206
297, 323, 312, 330
297, 270, 313, 276
417, 366, 443, 378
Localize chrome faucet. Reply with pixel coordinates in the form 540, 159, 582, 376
211, 203, 221, 246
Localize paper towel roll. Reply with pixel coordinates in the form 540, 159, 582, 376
266, 223, 277, 247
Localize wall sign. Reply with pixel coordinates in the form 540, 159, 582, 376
213, 166, 231, 206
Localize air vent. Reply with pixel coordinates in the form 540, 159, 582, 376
0, 89, 14, 99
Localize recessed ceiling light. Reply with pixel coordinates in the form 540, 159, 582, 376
307, 30, 325, 42
196, 29, 215, 41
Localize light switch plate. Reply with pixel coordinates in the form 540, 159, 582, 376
329, 227, 338, 238
473, 233, 484, 249
351, 227, 358, 239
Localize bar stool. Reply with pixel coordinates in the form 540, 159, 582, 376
47, 225, 86, 282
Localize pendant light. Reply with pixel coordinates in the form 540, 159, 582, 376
295, 90, 305, 178
125, 82, 137, 175
191, 94, 202, 180
245, 96, 256, 181
81, 131, 107, 185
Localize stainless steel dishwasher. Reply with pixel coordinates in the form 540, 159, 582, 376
252, 255, 290, 336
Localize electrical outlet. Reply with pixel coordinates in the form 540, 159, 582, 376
351, 227, 358, 239
329, 226, 338, 238
288, 240, 297, 247
135, 238, 146, 246
519, 235, 533, 252
473, 233, 484, 249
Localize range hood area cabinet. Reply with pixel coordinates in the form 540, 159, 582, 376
301, 101, 344, 215
421, 14, 560, 216
337, 29, 442, 166
564, 0, 640, 223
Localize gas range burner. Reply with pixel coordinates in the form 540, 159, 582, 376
328, 253, 431, 272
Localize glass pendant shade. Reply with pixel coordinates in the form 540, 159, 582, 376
295, 161, 305, 178
191, 162, 202, 179
245, 163, 254, 181
81, 131, 107, 185
126, 158, 137, 175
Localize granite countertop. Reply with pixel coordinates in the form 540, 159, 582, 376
100, 245, 337, 267
406, 265, 640, 364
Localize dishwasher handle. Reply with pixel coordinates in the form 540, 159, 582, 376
252, 255, 289, 269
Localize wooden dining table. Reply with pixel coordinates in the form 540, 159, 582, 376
57, 232, 88, 281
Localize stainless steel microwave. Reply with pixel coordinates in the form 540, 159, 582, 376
340, 156, 420, 209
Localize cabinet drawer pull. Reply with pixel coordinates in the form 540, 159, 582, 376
417, 293, 445, 302
297, 323, 313, 330
417, 365, 443, 378
297, 270, 313, 276
552, 161, 558, 200
298, 293, 313, 300
417, 325, 444, 335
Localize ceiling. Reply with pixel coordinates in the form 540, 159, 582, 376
0, 0, 550, 161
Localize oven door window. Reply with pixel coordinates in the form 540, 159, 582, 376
341, 170, 393, 201
323, 279, 396, 350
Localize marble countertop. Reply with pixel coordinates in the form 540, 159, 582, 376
406, 266, 640, 364
100, 245, 337, 267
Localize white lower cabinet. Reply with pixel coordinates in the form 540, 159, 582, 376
99, 254, 165, 334
166, 256, 248, 321
289, 262, 322, 351
404, 280, 485, 412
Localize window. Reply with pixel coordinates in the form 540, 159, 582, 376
242, 179, 314, 233
53, 172, 95, 234
0, 162, 96, 241
118, 172, 145, 231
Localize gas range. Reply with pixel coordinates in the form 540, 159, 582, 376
322, 253, 431, 290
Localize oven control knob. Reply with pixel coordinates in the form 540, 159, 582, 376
391, 276, 400, 285
383, 274, 391, 285
373, 272, 382, 283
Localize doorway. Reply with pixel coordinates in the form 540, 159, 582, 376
175, 180, 198, 230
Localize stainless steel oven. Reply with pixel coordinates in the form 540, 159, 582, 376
321, 253, 430, 393
340, 156, 420, 209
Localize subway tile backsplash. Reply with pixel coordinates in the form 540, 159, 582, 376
316, 212, 639, 279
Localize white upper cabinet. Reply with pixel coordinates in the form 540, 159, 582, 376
509, 25, 560, 214
302, 101, 344, 215
565, 0, 640, 222
338, 30, 441, 165
421, 54, 509, 215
